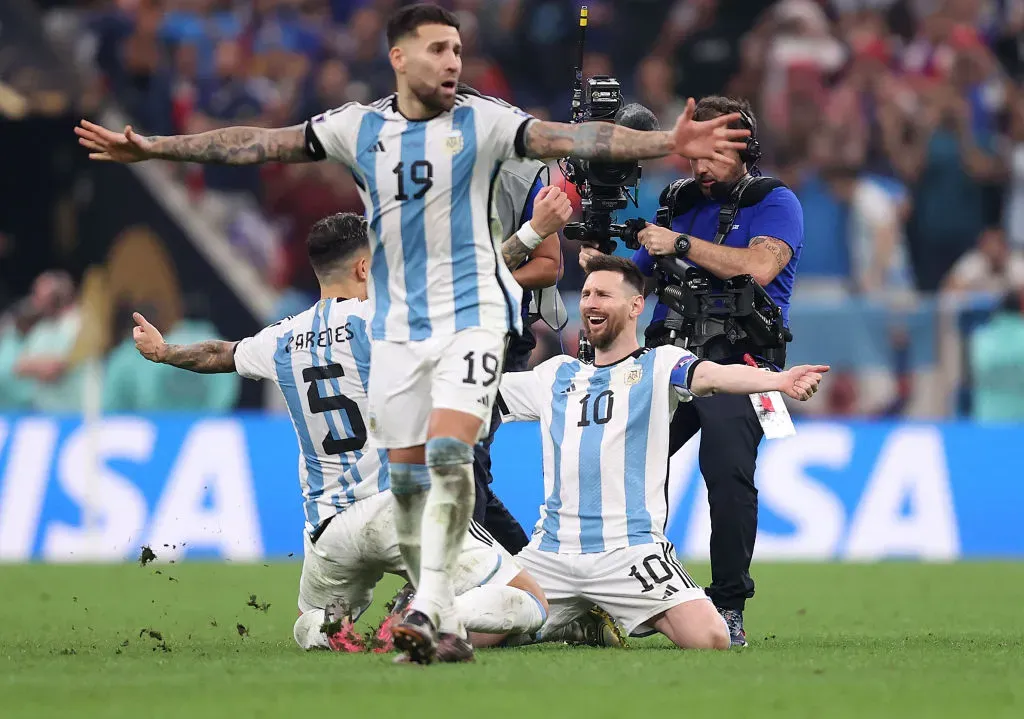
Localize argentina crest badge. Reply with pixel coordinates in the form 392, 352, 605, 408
624, 366, 643, 386
444, 130, 464, 155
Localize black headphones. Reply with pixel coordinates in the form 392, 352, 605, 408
738, 108, 761, 169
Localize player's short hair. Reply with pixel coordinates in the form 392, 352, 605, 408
693, 95, 754, 131
306, 213, 369, 277
386, 3, 460, 47
584, 254, 645, 296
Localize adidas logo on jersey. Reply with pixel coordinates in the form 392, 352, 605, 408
367, 140, 386, 153
662, 584, 679, 600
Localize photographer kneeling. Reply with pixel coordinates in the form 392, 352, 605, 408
579, 96, 803, 647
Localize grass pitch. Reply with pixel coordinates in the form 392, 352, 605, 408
1, 561, 1022, 719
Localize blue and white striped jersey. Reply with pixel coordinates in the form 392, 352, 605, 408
497, 346, 701, 554
304, 92, 532, 343
234, 298, 388, 537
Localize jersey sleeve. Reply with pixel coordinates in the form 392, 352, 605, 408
232, 326, 280, 381
474, 98, 534, 161
748, 187, 804, 257
303, 102, 362, 167
496, 369, 544, 422
659, 346, 703, 401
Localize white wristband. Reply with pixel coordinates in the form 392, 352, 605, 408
516, 221, 544, 250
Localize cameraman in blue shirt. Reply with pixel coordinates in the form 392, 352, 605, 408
580, 96, 804, 647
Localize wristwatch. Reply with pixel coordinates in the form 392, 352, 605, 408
674, 234, 691, 256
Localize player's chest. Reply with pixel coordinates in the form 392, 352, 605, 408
559, 365, 652, 428
355, 121, 476, 204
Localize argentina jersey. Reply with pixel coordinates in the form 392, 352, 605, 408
233, 298, 388, 537
303, 92, 533, 343
497, 346, 701, 553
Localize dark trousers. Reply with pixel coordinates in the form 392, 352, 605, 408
669, 391, 764, 611
472, 403, 530, 555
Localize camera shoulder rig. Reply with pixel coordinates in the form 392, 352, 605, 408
649, 175, 791, 366
656, 175, 786, 242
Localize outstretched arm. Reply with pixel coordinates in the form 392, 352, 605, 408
133, 312, 237, 373
521, 97, 749, 163
76, 120, 310, 165
689, 362, 829, 400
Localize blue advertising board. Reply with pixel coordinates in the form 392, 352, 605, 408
0, 414, 1021, 562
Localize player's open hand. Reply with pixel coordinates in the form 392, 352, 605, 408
529, 186, 574, 238
75, 120, 155, 163
669, 98, 750, 162
133, 312, 167, 363
778, 364, 829, 401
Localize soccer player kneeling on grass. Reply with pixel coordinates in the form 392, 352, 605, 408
129, 212, 548, 662
497, 255, 827, 649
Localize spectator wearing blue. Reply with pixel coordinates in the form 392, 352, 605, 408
580, 96, 803, 648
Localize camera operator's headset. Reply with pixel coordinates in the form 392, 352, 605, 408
656, 108, 781, 244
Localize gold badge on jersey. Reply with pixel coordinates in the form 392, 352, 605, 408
624, 367, 643, 386
444, 131, 464, 155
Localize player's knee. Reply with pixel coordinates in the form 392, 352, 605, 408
707, 619, 731, 650
509, 569, 549, 615
425, 436, 474, 468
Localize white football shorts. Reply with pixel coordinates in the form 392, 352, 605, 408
515, 540, 709, 636
366, 327, 507, 448
298, 491, 520, 617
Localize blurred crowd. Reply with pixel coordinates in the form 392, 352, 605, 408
12, 0, 1024, 418
0, 270, 239, 414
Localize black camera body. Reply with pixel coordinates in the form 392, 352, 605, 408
561, 76, 647, 254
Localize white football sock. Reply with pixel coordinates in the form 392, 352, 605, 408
413, 437, 476, 635
390, 462, 431, 588
293, 610, 330, 650
455, 585, 546, 635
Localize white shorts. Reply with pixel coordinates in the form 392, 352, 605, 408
515, 541, 709, 636
298, 491, 520, 616
366, 327, 507, 448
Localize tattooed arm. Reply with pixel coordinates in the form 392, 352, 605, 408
76, 120, 310, 165
685, 235, 793, 286
636, 225, 793, 286
520, 101, 749, 162
132, 312, 237, 373
523, 121, 674, 162
158, 341, 239, 374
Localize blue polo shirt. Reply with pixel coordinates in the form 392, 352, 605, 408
632, 185, 804, 327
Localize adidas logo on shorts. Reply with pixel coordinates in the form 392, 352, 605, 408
662, 584, 679, 600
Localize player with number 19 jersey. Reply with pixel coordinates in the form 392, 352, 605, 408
303, 92, 529, 344
233, 298, 386, 536
303, 91, 536, 447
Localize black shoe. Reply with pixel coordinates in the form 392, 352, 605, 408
392, 610, 438, 665
436, 632, 475, 663
718, 608, 747, 648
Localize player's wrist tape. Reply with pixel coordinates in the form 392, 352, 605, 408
517, 221, 544, 250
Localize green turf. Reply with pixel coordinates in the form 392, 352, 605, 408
1, 561, 1022, 719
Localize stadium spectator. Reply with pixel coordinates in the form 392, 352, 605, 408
0, 298, 41, 410
1006, 88, 1024, 248
942, 226, 1024, 294
969, 289, 1024, 422
13, 271, 85, 413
